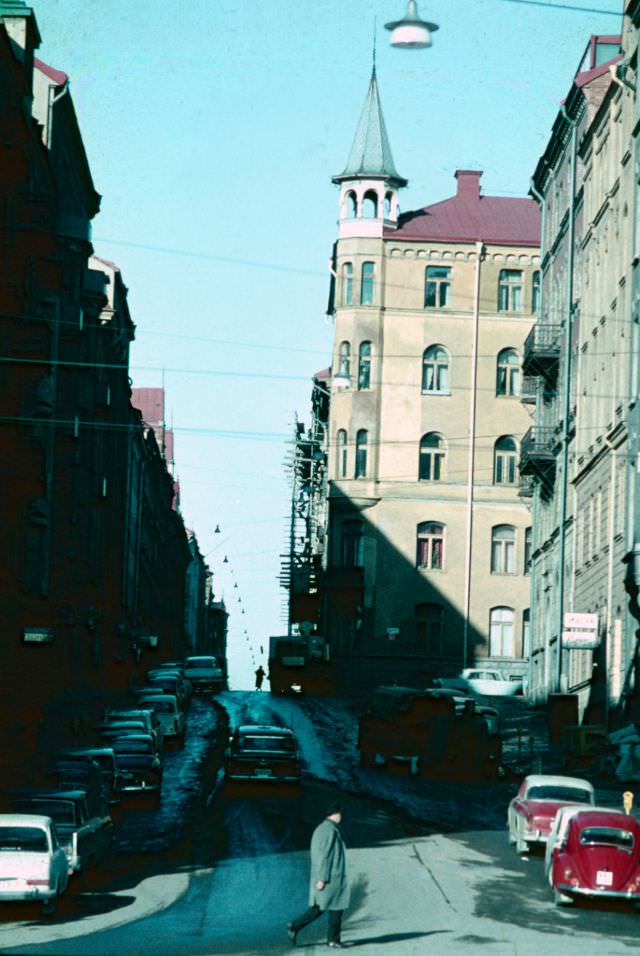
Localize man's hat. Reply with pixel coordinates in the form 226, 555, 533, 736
326, 801, 342, 817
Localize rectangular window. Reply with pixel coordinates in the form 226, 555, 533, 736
498, 269, 524, 312
425, 266, 451, 308
361, 262, 375, 305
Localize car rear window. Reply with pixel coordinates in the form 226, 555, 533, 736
142, 700, 175, 713
113, 739, 152, 753
527, 786, 592, 803
239, 735, 294, 753
0, 827, 48, 851
16, 801, 75, 825
579, 826, 634, 850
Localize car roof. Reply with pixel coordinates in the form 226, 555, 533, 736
523, 774, 594, 790
138, 693, 178, 702
15, 789, 87, 802
58, 747, 116, 757
569, 809, 640, 830
237, 724, 293, 735
0, 813, 53, 827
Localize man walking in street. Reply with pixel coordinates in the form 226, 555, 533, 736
254, 665, 266, 691
287, 802, 350, 949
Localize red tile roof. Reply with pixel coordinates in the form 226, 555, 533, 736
385, 170, 540, 247
34, 57, 68, 87
131, 387, 165, 428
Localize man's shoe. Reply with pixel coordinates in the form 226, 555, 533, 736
287, 924, 297, 945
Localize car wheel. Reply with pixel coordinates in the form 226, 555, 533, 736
553, 887, 573, 906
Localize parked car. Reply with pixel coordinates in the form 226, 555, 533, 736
137, 694, 186, 739
545, 807, 640, 905
104, 709, 164, 750
0, 813, 69, 908
98, 720, 160, 757
183, 655, 224, 693
144, 673, 189, 710
225, 725, 301, 782
55, 748, 121, 804
110, 735, 162, 794
51, 758, 110, 816
507, 774, 595, 854
147, 667, 192, 700
426, 687, 501, 735
436, 669, 522, 697
12, 790, 113, 876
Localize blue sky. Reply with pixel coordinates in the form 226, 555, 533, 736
34, 0, 620, 688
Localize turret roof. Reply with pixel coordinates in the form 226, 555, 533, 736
333, 68, 407, 187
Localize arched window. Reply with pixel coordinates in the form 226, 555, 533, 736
415, 602, 444, 655
524, 527, 532, 574
425, 266, 451, 308
491, 524, 516, 574
354, 429, 368, 478
361, 261, 375, 305
345, 191, 357, 219
522, 608, 531, 656
496, 348, 520, 396
341, 519, 364, 567
337, 429, 348, 478
532, 270, 541, 314
498, 269, 523, 311
417, 522, 445, 570
338, 341, 351, 379
422, 345, 449, 393
489, 606, 514, 657
358, 341, 372, 390
494, 435, 517, 484
419, 433, 446, 481
362, 190, 378, 219
384, 192, 393, 218
342, 262, 353, 306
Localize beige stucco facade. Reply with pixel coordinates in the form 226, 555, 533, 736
325, 170, 540, 680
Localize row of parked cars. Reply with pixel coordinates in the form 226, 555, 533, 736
0, 656, 221, 913
507, 773, 640, 906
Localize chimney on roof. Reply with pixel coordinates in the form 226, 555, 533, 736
455, 169, 482, 201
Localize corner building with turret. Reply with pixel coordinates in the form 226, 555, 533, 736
321, 69, 541, 690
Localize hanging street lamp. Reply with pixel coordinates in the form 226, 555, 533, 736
385, 0, 439, 49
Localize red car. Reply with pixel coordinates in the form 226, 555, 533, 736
507, 774, 595, 854
546, 808, 640, 905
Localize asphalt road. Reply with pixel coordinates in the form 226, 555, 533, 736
3, 694, 640, 955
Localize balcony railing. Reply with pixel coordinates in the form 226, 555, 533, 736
520, 426, 556, 476
522, 323, 561, 378
520, 376, 538, 405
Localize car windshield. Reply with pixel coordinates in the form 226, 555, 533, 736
239, 735, 294, 753
16, 801, 75, 825
0, 827, 48, 851
579, 826, 634, 850
527, 786, 592, 803
113, 739, 152, 753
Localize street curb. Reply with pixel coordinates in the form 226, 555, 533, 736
0, 867, 202, 949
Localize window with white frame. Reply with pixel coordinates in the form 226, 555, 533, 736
422, 345, 449, 393
425, 266, 451, 308
494, 436, 518, 484
496, 348, 520, 396
489, 606, 515, 656
415, 602, 444, 655
416, 521, 445, 570
358, 341, 372, 390
361, 262, 375, 305
498, 269, 523, 312
341, 519, 364, 567
337, 429, 348, 478
491, 524, 516, 574
354, 429, 368, 478
342, 263, 353, 305
419, 433, 446, 481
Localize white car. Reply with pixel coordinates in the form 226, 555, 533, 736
138, 694, 186, 738
507, 774, 595, 854
0, 813, 69, 906
436, 669, 522, 697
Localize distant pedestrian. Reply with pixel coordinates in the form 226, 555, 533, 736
254, 665, 266, 691
287, 802, 350, 949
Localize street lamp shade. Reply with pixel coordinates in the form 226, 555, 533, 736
385, 0, 438, 49
214, 524, 221, 533
223, 555, 229, 563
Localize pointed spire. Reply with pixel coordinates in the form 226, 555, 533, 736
333, 68, 407, 187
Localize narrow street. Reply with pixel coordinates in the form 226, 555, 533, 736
1, 693, 640, 956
